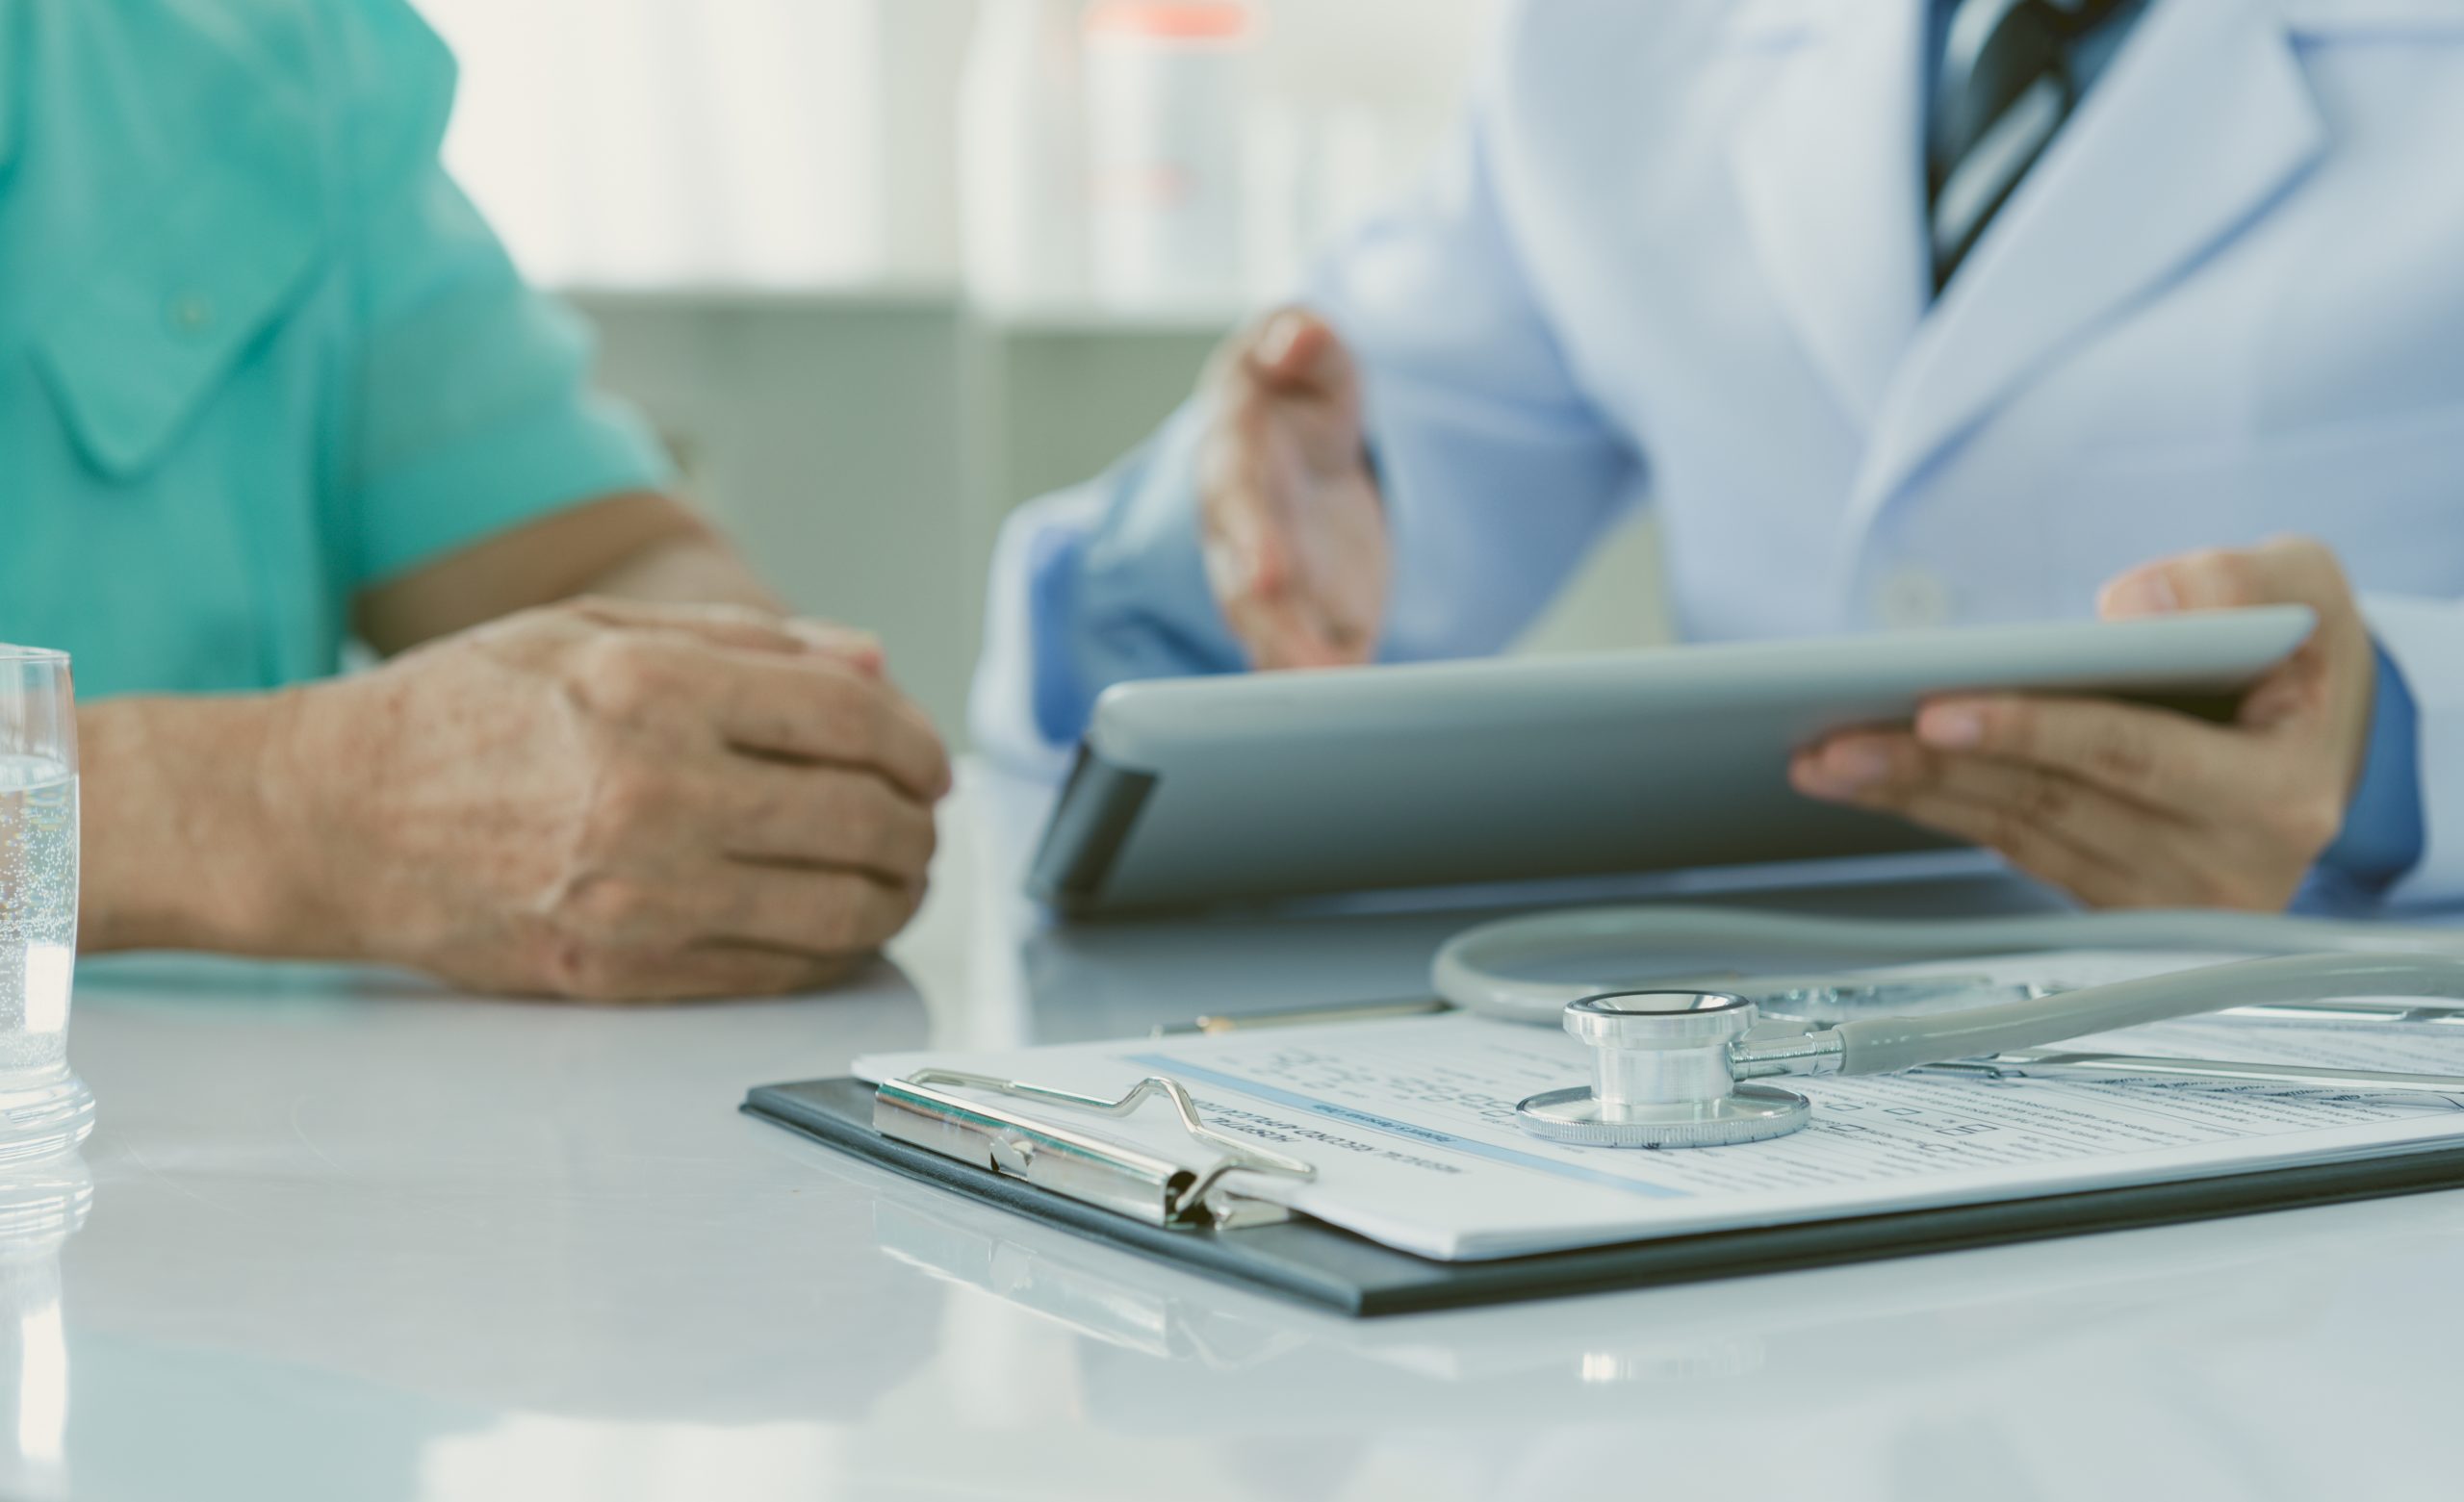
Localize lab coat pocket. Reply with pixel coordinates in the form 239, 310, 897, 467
2057, 404, 2464, 598
34, 141, 327, 482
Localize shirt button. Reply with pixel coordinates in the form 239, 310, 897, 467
1876, 566, 1955, 630
166, 293, 217, 336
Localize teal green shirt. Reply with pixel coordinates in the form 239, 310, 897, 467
0, 0, 672, 698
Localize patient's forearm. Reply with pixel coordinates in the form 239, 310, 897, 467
77, 695, 308, 956
353, 492, 783, 654
74, 596, 943, 993
79, 516, 792, 959
576, 524, 784, 614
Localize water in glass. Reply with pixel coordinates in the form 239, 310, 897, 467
0, 754, 75, 1076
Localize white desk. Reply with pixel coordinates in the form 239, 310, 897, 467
16, 768, 2464, 1501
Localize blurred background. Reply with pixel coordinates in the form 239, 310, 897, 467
413, 0, 1666, 742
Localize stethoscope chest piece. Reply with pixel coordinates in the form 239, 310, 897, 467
1514, 990, 1815, 1149
1515, 1081, 1811, 1148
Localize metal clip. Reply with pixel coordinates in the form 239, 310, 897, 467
874, 1069, 1316, 1231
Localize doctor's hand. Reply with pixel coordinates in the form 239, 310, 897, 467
1198, 307, 1388, 669
1789, 538, 2378, 910
270, 598, 951, 1000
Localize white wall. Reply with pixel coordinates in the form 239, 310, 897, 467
420, 0, 1498, 292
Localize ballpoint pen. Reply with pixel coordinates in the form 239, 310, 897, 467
1154, 998, 1454, 1037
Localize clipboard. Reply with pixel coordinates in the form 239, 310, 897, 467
744, 1073, 2464, 1318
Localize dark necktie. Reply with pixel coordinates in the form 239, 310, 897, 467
1929, 0, 2125, 289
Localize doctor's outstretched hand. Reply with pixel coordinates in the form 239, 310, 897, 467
1198, 308, 1388, 669
1790, 538, 2378, 910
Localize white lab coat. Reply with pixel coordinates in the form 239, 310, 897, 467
974, 0, 2464, 901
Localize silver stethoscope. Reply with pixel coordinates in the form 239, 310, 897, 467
1430, 906, 2464, 1149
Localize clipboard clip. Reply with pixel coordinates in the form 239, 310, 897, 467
873, 1069, 1318, 1232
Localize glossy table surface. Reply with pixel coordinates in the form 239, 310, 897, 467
13, 767, 2464, 1500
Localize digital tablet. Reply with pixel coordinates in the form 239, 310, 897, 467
1026, 606, 2316, 916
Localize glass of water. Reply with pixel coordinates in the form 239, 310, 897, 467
0, 651, 91, 1161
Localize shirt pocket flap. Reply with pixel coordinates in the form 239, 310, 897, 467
35, 146, 326, 480
2277, 0, 2464, 38
2050, 402, 2464, 600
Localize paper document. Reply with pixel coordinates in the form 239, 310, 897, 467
857, 952, 2464, 1261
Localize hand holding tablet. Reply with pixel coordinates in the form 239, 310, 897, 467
1031, 592, 2321, 916
1789, 538, 2382, 912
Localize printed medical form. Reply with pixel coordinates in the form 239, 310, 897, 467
859, 953, 2464, 1260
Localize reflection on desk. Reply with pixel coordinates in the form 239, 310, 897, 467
966, 758, 2079, 1045
0, 1155, 87, 1502
850, 1120, 2464, 1495
33, 774, 2464, 1501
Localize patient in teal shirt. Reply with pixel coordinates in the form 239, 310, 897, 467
0, 0, 950, 1000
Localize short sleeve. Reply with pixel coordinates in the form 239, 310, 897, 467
323, 0, 674, 586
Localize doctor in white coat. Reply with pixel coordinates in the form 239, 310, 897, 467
973, 0, 2464, 911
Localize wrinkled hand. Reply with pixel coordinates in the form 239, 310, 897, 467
276, 598, 952, 1000
1789, 538, 2376, 909
1196, 307, 1388, 668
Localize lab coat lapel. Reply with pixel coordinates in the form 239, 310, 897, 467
1728, 0, 1931, 432
1846, 0, 2327, 537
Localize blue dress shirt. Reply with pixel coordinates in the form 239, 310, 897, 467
2327, 647, 2426, 889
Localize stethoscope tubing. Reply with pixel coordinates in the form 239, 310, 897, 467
1828, 953, 2464, 1074
1434, 906, 2464, 1049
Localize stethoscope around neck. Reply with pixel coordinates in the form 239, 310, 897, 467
1430, 906, 2464, 1149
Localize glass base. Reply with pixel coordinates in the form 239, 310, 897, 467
0, 1069, 93, 1166
0, 1155, 91, 1246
